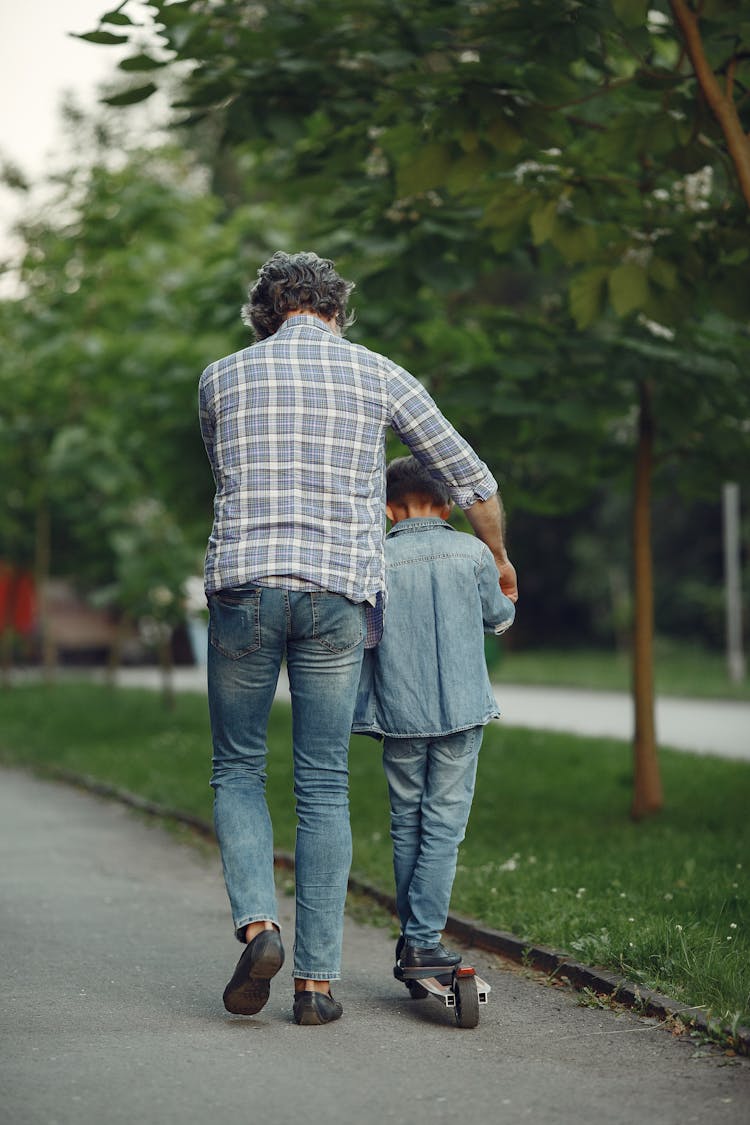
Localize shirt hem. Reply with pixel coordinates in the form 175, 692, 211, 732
352, 710, 500, 740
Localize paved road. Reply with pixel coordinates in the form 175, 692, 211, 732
2, 768, 748, 1125
58, 666, 750, 760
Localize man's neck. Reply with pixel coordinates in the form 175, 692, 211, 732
283, 309, 338, 332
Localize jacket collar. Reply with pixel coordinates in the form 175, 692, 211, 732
387, 517, 455, 538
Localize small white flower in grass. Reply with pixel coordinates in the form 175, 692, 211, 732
733, 883, 739, 889
551, 887, 558, 894
727, 936, 733, 942
730, 922, 738, 929
628, 917, 635, 923
675, 924, 683, 932
737, 863, 743, 869
619, 892, 626, 899
576, 887, 586, 899
664, 893, 673, 901
629, 942, 635, 948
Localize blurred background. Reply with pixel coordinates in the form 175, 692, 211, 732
1, 0, 747, 693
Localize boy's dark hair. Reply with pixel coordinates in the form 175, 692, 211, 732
386, 456, 451, 508
241, 251, 355, 340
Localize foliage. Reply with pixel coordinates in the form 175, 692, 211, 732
81, 1, 750, 508
0, 135, 292, 617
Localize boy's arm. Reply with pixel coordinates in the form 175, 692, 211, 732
465, 494, 518, 603
477, 547, 516, 634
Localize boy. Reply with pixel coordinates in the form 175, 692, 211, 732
353, 456, 515, 974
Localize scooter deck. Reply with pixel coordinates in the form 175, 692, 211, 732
394, 963, 491, 1009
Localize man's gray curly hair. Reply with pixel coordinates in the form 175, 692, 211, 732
241, 251, 355, 340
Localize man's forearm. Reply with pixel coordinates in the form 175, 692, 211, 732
465, 494, 519, 602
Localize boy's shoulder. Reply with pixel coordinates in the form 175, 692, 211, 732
385, 520, 491, 564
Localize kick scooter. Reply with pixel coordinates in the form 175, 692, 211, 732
393, 953, 491, 1028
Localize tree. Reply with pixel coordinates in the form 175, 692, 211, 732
1, 126, 291, 677
83, 0, 750, 813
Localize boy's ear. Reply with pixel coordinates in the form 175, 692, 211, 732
385, 502, 397, 523
440, 502, 453, 520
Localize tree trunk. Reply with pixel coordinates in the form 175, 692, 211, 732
670, 0, 750, 211
631, 379, 663, 819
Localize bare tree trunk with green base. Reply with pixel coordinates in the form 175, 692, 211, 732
631, 379, 663, 819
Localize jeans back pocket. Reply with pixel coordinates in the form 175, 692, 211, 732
310, 593, 365, 654
208, 589, 262, 659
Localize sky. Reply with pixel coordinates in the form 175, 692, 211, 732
0, 0, 151, 249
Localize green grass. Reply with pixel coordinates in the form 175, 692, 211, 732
1, 682, 748, 1031
488, 640, 750, 701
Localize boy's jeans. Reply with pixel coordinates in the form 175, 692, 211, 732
382, 726, 483, 949
207, 585, 365, 980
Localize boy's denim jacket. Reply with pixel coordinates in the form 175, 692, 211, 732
352, 518, 515, 739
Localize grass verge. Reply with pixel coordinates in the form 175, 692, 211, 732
488, 641, 750, 701
1, 681, 748, 1031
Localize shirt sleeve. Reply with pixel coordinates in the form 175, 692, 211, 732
477, 546, 516, 635
386, 362, 498, 509
198, 369, 218, 483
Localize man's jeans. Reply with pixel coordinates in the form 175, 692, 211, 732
207, 585, 365, 980
382, 726, 483, 948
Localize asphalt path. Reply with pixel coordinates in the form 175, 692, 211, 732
2, 768, 748, 1125
62, 666, 750, 760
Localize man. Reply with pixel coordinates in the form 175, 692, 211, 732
199, 251, 517, 1026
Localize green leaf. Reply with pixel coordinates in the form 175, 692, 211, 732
551, 222, 599, 264
649, 258, 677, 290
613, 0, 649, 28
102, 83, 158, 107
569, 267, 608, 329
486, 118, 523, 154
118, 54, 164, 73
396, 144, 453, 196
74, 30, 129, 45
446, 152, 489, 194
609, 262, 650, 317
100, 10, 134, 26
530, 200, 558, 246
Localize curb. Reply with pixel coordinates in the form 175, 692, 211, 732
53, 768, 750, 1057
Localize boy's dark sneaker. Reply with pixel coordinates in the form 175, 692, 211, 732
223, 929, 284, 1015
400, 942, 462, 973
292, 990, 343, 1026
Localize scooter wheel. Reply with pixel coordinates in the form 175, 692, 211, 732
405, 979, 429, 1000
454, 974, 480, 1028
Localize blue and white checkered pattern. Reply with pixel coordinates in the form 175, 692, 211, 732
199, 316, 497, 642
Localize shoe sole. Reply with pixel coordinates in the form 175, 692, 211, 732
223, 932, 284, 1015
400, 963, 460, 980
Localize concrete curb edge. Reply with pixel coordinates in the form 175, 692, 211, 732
52, 768, 750, 1057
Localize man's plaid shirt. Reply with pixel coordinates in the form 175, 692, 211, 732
199, 315, 497, 643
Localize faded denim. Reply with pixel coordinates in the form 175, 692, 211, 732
353, 518, 514, 738
208, 585, 365, 980
383, 726, 483, 947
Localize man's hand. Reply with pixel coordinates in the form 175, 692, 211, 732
465, 494, 519, 603
496, 558, 518, 603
